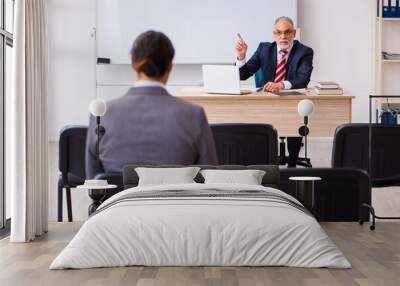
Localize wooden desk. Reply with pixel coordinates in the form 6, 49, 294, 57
179, 92, 354, 137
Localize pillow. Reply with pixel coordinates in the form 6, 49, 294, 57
135, 167, 201, 186
200, 169, 266, 185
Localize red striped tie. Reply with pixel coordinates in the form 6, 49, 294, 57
274, 50, 288, 83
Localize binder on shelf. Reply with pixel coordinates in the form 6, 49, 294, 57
382, 0, 390, 17
397, 0, 400, 17
390, 0, 397, 17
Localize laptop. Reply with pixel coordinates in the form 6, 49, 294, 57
202, 65, 253, 95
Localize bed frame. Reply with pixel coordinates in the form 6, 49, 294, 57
123, 165, 280, 189
122, 165, 370, 222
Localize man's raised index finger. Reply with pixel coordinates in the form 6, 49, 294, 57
237, 33, 245, 43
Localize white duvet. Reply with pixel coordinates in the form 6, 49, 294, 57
50, 183, 351, 269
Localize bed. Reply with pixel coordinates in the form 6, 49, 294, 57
50, 165, 350, 269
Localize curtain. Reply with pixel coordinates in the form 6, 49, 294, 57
10, 0, 48, 242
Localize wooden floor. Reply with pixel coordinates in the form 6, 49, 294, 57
0, 222, 399, 286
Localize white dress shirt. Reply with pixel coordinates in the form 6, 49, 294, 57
236, 42, 294, 90
134, 79, 166, 88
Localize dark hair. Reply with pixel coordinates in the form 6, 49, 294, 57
131, 30, 175, 78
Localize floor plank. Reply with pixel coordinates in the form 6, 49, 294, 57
0, 222, 399, 286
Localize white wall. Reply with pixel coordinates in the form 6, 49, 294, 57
298, 0, 376, 123
47, 0, 96, 141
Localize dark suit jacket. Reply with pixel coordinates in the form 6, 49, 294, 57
85, 86, 218, 179
239, 40, 313, 89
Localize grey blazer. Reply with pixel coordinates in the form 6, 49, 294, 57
85, 86, 218, 179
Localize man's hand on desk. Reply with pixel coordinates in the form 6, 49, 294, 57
263, 82, 284, 93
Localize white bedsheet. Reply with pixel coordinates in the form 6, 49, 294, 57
50, 183, 351, 269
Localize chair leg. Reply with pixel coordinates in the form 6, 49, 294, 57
360, 204, 376, 231
359, 203, 400, 231
57, 180, 63, 222
66, 187, 73, 222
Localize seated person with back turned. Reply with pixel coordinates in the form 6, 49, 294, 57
86, 30, 218, 179
235, 16, 313, 92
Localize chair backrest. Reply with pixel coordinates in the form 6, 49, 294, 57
59, 125, 88, 183
332, 123, 400, 185
254, 68, 263, 88
211, 123, 278, 165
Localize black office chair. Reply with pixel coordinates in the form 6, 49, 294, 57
58, 125, 87, 222
332, 123, 400, 186
211, 123, 278, 165
58, 125, 124, 222
332, 123, 400, 229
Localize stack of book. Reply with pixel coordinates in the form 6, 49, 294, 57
313, 82, 343, 95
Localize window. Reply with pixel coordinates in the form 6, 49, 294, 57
0, 0, 14, 233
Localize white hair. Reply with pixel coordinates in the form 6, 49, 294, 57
274, 16, 294, 27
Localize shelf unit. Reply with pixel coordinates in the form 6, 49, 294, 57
374, 1, 400, 124
375, 1, 400, 95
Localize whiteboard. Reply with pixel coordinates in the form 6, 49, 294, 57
96, 0, 297, 64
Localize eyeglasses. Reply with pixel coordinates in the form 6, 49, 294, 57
273, 29, 295, 37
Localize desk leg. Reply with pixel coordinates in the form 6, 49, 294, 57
88, 189, 105, 216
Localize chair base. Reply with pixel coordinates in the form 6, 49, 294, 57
359, 203, 400, 231
278, 137, 312, 168
278, 156, 312, 168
